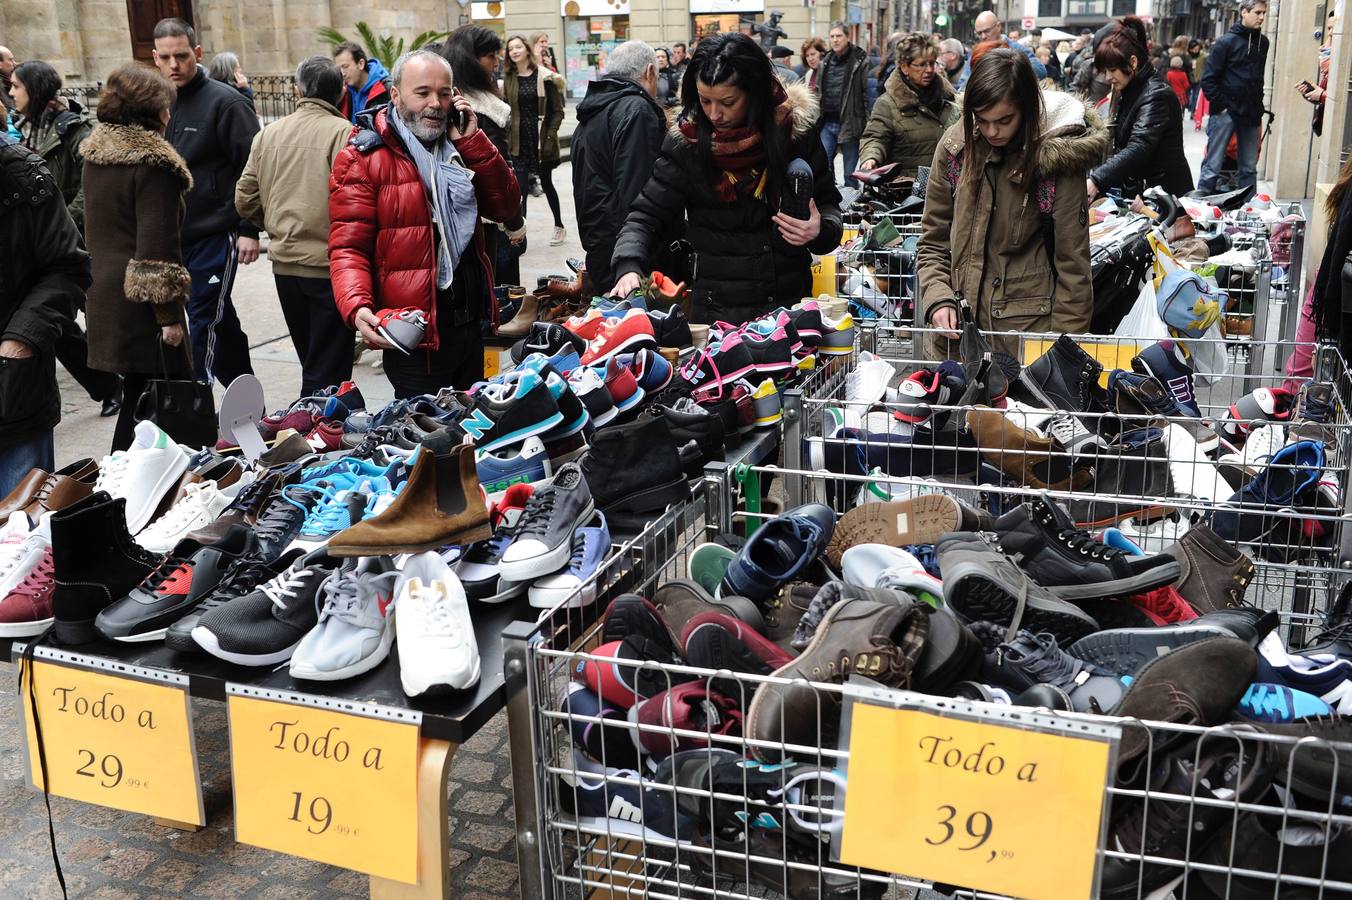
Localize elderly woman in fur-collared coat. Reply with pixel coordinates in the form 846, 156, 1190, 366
81, 65, 191, 451
609, 33, 843, 326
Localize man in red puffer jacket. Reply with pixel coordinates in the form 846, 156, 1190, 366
329, 49, 522, 397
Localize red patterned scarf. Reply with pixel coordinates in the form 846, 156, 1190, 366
678, 80, 794, 202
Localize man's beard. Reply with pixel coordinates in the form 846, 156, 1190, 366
398, 103, 447, 143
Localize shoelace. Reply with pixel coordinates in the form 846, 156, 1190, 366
319, 569, 399, 623
563, 529, 590, 574
10, 549, 53, 599
515, 490, 560, 541
0, 532, 32, 574
1309, 617, 1352, 648
1299, 386, 1333, 424
407, 581, 459, 634
261, 565, 318, 611
1004, 632, 1081, 687
142, 555, 195, 593
141, 483, 213, 537
94, 452, 129, 493
1057, 527, 1124, 561
194, 555, 275, 613
304, 491, 361, 534
254, 494, 310, 544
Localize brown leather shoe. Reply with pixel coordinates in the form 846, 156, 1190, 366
0, 469, 48, 519
327, 435, 490, 556
966, 406, 1089, 491
496, 291, 539, 338
6, 458, 99, 519
541, 273, 583, 300
1165, 524, 1255, 613
257, 430, 314, 468
747, 591, 929, 762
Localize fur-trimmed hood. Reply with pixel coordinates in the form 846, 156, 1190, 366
669, 80, 822, 140
82, 123, 192, 188
884, 70, 956, 112
938, 89, 1109, 178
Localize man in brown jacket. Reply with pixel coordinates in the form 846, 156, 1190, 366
235, 55, 354, 396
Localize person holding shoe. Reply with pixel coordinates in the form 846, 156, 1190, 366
609, 32, 843, 325
858, 33, 959, 181
918, 48, 1105, 361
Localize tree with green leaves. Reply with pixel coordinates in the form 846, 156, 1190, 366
316, 22, 450, 67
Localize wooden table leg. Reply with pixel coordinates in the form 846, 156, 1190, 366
152, 816, 203, 833
370, 737, 457, 900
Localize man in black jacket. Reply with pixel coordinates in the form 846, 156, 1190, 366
571, 41, 666, 294
819, 22, 868, 187
0, 113, 90, 496
1197, 0, 1268, 192
153, 17, 257, 387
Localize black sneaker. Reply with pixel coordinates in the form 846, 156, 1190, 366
191, 549, 342, 665
509, 321, 586, 364
648, 304, 693, 348
94, 526, 256, 642
1305, 580, 1352, 657
650, 398, 725, 474
1014, 334, 1103, 413
498, 463, 594, 580
601, 593, 682, 652
1070, 608, 1279, 676
459, 368, 565, 452
252, 486, 320, 562
993, 495, 1182, 601
982, 629, 1126, 713
165, 549, 306, 652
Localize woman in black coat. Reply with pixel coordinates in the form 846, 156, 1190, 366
1086, 17, 1193, 200
609, 32, 843, 326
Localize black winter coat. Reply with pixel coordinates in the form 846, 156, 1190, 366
612, 83, 843, 325
165, 66, 260, 243
1312, 190, 1352, 365
0, 139, 90, 443
1200, 23, 1269, 126
1090, 69, 1193, 197
572, 76, 668, 293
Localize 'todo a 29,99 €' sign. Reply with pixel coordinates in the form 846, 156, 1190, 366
227, 691, 419, 883
838, 701, 1116, 900
19, 657, 204, 825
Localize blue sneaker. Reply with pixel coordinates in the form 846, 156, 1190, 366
720, 503, 836, 602
1131, 340, 1201, 417
1235, 682, 1333, 722
1255, 634, 1352, 713
460, 368, 564, 451
529, 513, 611, 609
1101, 527, 1145, 557
294, 478, 393, 547
559, 683, 641, 770
615, 348, 673, 393
301, 455, 401, 489
557, 749, 695, 841
1211, 440, 1324, 543
475, 437, 551, 503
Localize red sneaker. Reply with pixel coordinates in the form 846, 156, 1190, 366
1128, 585, 1198, 625
563, 310, 606, 342
627, 680, 743, 754
580, 310, 657, 366
0, 546, 54, 637
304, 419, 345, 452
600, 357, 645, 414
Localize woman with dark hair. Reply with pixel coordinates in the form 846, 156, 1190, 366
799, 37, 827, 90
654, 48, 680, 106
858, 32, 959, 178
80, 64, 192, 450
609, 31, 843, 325
505, 34, 565, 243
1085, 17, 1192, 200
1286, 155, 1352, 384
918, 47, 1107, 359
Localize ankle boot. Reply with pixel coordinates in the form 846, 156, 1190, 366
327, 433, 490, 556
582, 416, 690, 528
51, 492, 160, 644
1165, 524, 1255, 613
497, 291, 540, 338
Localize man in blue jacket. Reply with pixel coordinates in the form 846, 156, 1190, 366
973, 11, 1046, 78
1198, 0, 1268, 192
333, 42, 391, 124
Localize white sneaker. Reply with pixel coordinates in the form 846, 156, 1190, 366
1046, 415, 1108, 458
1217, 423, 1286, 478
1115, 516, 1189, 555
1004, 398, 1056, 432
136, 475, 256, 554
0, 512, 50, 597
394, 552, 479, 695
289, 557, 400, 682
845, 351, 896, 406
1162, 423, 1232, 504
96, 421, 190, 533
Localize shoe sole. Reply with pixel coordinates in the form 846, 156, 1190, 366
1068, 624, 1234, 676
290, 626, 394, 681
684, 621, 774, 703
651, 579, 766, 638
192, 627, 300, 667
401, 656, 479, 696
602, 595, 681, 652
825, 495, 962, 568
328, 521, 493, 557
1044, 560, 1183, 602
689, 543, 736, 595
0, 617, 53, 638
944, 561, 1099, 647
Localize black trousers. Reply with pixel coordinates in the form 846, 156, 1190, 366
112, 373, 150, 452
55, 319, 120, 402
382, 322, 484, 398
275, 274, 355, 397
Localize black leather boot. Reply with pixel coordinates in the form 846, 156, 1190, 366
50, 492, 159, 644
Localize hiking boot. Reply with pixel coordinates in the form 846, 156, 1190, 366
1287, 380, 1337, 446
982, 629, 1126, 714
50, 492, 160, 645
825, 493, 987, 568
747, 594, 929, 762
761, 582, 817, 652
938, 534, 1100, 646
1014, 334, 1102, 413
327, 433, 490, 556
1164, 523, 1254, 613
580, 415, 689, 533
992, 495, 1182, 602
1109, 636, 1256, 764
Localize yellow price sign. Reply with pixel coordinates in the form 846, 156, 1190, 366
19, 654, 203, 825
839, 700, 1116, 900
483, 347, 502, 379
811, 254, 838, 298
227, 689, 419, 883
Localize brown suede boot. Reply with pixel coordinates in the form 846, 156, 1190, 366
1165, 524, 1255, 613
496, 290, 539, 338
966, 406, 1091, 492
328, 435, 490, 557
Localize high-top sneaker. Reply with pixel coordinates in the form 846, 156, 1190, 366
1014, 334, 1103, 413
50, 492, 160, 644
1304, 580, 1352, 658
326, 432, 491, 556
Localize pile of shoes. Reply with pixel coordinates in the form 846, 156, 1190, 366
553, 493, 1352, 896
807, 336, 1343, 561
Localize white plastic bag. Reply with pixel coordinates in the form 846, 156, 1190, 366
1114, 278, 1170, 340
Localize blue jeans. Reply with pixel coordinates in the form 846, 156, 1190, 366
0, 431, 54, 500
820, 119, 859, 187
1197, 111, 1260, 193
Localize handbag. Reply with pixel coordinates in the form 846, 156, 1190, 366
133, 338, 218, 449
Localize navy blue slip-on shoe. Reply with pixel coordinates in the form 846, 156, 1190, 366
719, 503, 835, 602
1211, 439, 1324, 543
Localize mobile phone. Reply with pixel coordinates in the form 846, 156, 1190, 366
451, 88, 469, 132
1298, 79, 1315, 93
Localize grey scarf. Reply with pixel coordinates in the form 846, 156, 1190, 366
389, 109, 479, 290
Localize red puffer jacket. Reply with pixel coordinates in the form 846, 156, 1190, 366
328, 107, 520, 349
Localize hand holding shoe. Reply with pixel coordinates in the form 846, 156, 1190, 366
610, 272, 642, 298
772, 199, 821, 247
354, 308, 394, 350
928, 305, 960, 338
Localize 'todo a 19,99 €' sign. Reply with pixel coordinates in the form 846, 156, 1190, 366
838, 702, 1116, 900
227, 692, 419, 883
19, 657, 204, 825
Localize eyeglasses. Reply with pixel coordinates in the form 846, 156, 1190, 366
905, 58, 936, 71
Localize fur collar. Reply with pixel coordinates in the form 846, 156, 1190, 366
938, 90, 1108, 178
464, 89, 511, 130
82, 123, 192, 187
667, 80, 821, 140
884, 70, 956, 112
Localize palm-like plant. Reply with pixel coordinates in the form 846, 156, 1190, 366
316, 22, 450, 66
